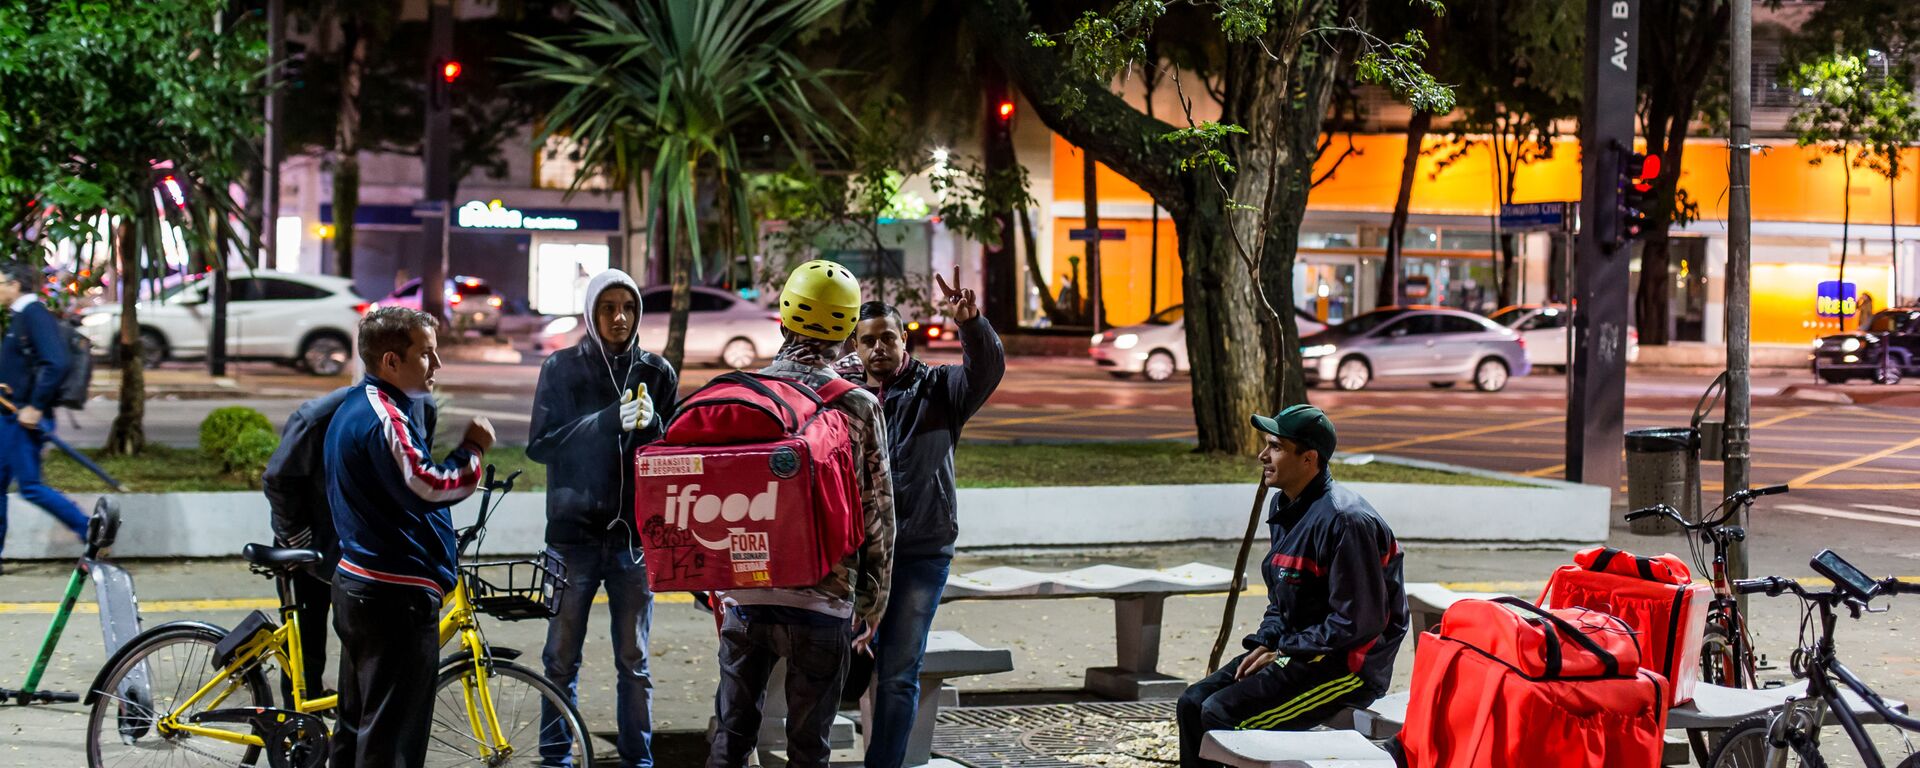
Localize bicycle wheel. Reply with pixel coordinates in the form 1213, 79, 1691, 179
1701, 624, 1739, 687
1708, 715, 1828, 768
1898, 751, 1920, 768
425, 658, 594, 766
86, 622, 272, 768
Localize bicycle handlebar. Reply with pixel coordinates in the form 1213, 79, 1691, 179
1629, 485, 1792, 529
1624, 503, 1684, 524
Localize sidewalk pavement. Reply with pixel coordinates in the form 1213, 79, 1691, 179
3, 525, 1916, 764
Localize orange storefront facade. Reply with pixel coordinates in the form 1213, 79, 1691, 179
1038, 132, 1918, 345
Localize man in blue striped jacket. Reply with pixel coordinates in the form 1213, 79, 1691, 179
325, 307, 494, 768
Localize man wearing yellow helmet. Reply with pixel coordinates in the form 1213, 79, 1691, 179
707, 259, 896, 768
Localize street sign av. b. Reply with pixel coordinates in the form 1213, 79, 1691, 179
1068, 228, 1127, 241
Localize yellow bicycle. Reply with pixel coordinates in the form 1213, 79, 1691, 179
82, 467, 592, 767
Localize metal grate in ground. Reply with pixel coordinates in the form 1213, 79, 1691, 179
932, 701, 1179, 767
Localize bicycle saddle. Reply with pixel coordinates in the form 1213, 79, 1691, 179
242, 543, 323, 570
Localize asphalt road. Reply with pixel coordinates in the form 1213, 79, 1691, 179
59, 354, 1920, 577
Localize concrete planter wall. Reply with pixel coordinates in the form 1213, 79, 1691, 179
4, 464, 1605, 560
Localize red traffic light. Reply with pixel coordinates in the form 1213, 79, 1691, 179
1632, 154, 1660, 193
441, 60, 463, 83
996, 100, 1015, 122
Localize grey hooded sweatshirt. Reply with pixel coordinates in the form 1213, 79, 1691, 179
527, 269, 680, 545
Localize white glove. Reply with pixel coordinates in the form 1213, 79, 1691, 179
619, 386, 655, 432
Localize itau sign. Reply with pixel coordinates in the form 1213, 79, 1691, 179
457, 199, 579, 231
1816, 281, 1858, 318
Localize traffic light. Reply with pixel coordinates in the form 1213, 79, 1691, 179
996, 99, 1015, 123
282, 40, 308, 91
1612, 147, 1660, 250
431, 57, 462, 109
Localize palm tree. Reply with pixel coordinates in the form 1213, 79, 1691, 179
513, 0, 848, 370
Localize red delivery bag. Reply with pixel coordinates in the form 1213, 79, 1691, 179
1400, 597, 1669, 768
635, 372, 864, 592
1541, 546, 1710, 706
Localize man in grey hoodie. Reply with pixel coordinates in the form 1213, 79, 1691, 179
527, 269, 678, 768
706, 259, 894, 768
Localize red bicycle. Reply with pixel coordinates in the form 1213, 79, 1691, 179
1626, 483, 1790, 690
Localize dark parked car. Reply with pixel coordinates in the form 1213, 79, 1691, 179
1811, 308, 1920, 384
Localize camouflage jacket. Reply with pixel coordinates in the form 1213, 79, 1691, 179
721, 341, 895, 626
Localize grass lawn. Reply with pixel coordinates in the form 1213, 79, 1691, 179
36, 441, 1509, 494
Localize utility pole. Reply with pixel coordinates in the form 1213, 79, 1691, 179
1567, 0, 1640, 489
420, 0, 453, 327
980, 70, 1020, 331
1726, 0, 1755, 594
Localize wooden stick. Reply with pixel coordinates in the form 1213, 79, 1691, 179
1208, 483, 1271, 673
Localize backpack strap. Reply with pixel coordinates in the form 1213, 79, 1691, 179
815, 377, 859, 404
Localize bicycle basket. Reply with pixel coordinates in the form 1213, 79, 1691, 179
459, 551, 567, 621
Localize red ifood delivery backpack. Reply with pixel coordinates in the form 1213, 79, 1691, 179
1540, 546, 1710, 706
634, 372, 864, 592
1400, 597, 1670, 768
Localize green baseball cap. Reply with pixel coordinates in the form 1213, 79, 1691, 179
1251, 404, 1337, 459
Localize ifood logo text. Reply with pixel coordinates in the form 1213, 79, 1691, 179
662, 483, 779, 550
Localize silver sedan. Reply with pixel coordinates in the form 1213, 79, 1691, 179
1300, 307, 1530, 391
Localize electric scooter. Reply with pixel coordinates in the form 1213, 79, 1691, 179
1, 497, 145, 707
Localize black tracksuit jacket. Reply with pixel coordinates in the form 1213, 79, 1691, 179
1245, 471, 1409, 696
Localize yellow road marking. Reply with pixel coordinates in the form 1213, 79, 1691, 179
1798, 482, 1920, 491
0, 592, 691, 616
1347, 415, 1566, 454
1753, 408, 1817, 429
1789, 434, 1920, 488
1147, 430, 1198, 439
1522, 464, 1566, 477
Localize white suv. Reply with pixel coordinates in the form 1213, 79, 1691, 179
78, 270, 368, 376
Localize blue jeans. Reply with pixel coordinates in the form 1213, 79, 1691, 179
0, 418, 87, 560
708, 607, 852, 768
863, 555, 952, 768
541, 540, 654, 767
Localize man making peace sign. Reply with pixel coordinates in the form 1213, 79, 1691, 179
835, 268, 1004, 768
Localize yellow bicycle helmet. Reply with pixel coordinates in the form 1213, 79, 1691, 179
778, 259, 862, 341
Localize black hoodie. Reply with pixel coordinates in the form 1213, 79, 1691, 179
527, 271, 679, 545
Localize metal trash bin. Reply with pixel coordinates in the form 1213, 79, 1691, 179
1625, 427, 1701, 534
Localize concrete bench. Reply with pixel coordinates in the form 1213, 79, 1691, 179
1403, 582, 1509, 647
1199, 729, 1397, 767
858, 630, 1015, 768
943, 562, 1238, 699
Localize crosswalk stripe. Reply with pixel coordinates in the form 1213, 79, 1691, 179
1781, 504, 1920, 529
1854, 504, 1920, 518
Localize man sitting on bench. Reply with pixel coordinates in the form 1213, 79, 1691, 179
1176, 405, 1409, 768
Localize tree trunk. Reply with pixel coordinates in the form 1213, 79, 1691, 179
1177, 181, 1270, 456
664, 171, 695, 371
1382, 110, 1430, 308
1891, 174, 1899, 305
333, 21, 366, 280
1839, 157, 1851, 332
966, 0, 1306, 454
1634, 0, 1726, 345
105, 222, 145, 456
1084, 151, 1106, 330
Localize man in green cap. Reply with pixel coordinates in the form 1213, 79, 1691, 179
1176, 404, 1409, 767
